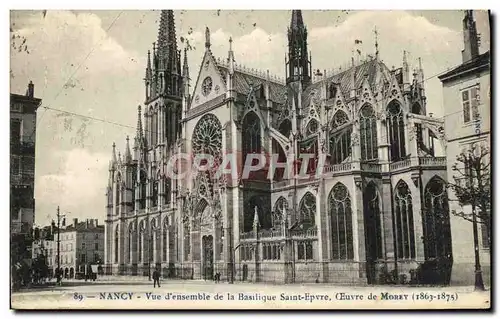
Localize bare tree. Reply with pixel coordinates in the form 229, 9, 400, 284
448, 142, 491, 240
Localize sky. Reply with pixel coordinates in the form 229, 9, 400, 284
9, 9, 491, 227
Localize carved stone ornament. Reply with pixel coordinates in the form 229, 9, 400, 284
409, 125, 419, 141
376, 110, 387, 121
411, 175, 419, 187
351, 131, 360, 146
391, 89, 398, 97
336, 99, 342, 106
354, 178, 362, 189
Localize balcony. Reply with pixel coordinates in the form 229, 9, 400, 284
389, 159, 411, 171
324, 162, 352, 174
419, 156, 446, 167
260, 229, 282, 239
290, 227, 318, 238
360, 162, 381, 173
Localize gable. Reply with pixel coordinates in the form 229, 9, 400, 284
190, 51, 227, 109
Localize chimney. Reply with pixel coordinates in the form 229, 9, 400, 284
86, 219, 89, 228
462, 10, 480, 63
95, 219, 99, 227
73, 218, 78, 227
26, 81, 34, 98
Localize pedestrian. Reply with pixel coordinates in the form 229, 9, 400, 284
153, 268, 161, 288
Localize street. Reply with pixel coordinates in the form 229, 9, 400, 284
11, 279, 491, 310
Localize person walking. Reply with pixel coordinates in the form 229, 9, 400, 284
152, 268, 161, 288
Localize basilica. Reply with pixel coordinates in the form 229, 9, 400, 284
104, 10, 452, 284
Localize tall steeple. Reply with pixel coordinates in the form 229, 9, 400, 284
149, 10, 182, 98
286, 10, 311, 87
462, 10, 480, 63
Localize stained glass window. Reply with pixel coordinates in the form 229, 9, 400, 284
387, 101, 406, 161
360, 104, 378, 161
394, 181, 415, 259
329, 183, 354, 260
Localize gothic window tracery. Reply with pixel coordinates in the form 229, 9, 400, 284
279, 119, 292, 138
138, 221, 144, 262
423, 177, 452, 260
152, 173, 159, 207
272, 196, 288, 228
330, 110, 352, 164
139, 169, 147, 210
242, 112, 262, 180
192, 113, 222, 159
328, 183, 354, 260
363, 182, 383, 260
183, 222, 190, 261
305, 119, 319, 136
394, 181, 415, 259
164, 177, 171, 204
298, 192, 316, 228
115, 173, 121, 209
243, 195, 271, 232
114, 225, 119, 263
360, 104, 378, 161
387, 101, 406, 161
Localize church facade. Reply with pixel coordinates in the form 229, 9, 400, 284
104, 10, 452, 285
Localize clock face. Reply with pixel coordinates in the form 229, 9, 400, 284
202, 77, 213, 97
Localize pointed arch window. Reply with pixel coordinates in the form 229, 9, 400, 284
329, 110, 352, 164
139, 170, 147, 210
164, 178, 171, 204
183, 222, 190, 262
138, 222, 143, 262
363, 183, 383, 260
162, 224, 168, 262
423, 177, 452, 260
278, 119, 292, 139
394, 181, 415, 259
387, 101, 406, 161
360, 104, 378, 161
114, 225, 119, 263
329, 183, 354, 260
152, 174, 159, 207
242, 112, 262, 180
272, 197, 288, 229
243, 195, 271, 232
298, 192, 316, 228
115, 173, 121, 209
128, 224, 134, 263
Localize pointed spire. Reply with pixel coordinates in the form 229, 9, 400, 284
109, 142, 117, 171
182, 47, 189, 79
118, 151, 122, 165
253, 206, 260, 229
136, 105, 144, 145
145, 50, 152, 81
124, 136, 132, 163
205, 26, 211, 49
156, 10, 177, 62
374, 26, 379, 59
290, 10, 304, 30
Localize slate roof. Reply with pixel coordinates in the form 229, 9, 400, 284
303, 58, 394, 104
215, 58, 394, 107
216, 64, 288, 104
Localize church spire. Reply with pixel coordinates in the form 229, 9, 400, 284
124, 136, 132, 164
152, 10, 181, 98
109, 142, 117, 171
182, 47, 189, 80
286, 10, 311, 87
